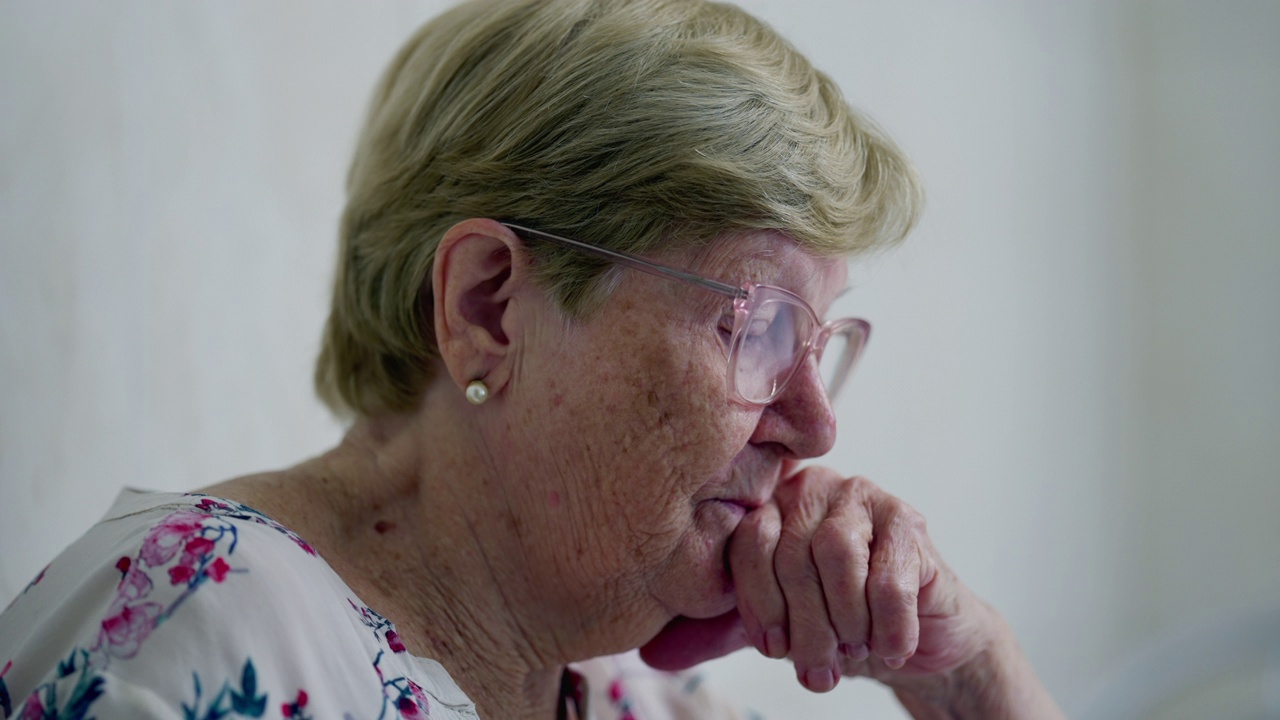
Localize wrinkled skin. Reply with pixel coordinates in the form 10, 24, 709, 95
636, 466, 1065, 718
641, 467, 989, 687
212, 220, 1062, 719
468, 220, 1062, 716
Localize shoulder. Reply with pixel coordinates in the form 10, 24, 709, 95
0, 489, 460, 720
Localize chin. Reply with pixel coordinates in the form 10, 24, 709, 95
659, 504, 743, 620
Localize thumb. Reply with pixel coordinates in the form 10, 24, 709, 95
638, 610, 751, 671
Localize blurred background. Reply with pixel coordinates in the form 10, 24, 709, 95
1, 1, 1277, 717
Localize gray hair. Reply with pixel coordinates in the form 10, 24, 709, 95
316, 0, 923, 417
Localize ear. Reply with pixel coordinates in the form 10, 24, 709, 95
432, 218, 531, 399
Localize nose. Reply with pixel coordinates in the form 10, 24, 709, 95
747, 354, 837, 458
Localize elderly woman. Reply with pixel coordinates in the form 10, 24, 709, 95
0, 1, 1062, 718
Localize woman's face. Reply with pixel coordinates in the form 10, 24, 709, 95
491, 230, 848, 654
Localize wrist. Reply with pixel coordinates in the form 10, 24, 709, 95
891, 605, 1062, 720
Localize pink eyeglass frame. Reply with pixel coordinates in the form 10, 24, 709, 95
502, 223, 871, 406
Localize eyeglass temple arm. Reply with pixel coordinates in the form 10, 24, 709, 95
501, 223, 746, 301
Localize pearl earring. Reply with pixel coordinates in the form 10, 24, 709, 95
465, 380, 490, 405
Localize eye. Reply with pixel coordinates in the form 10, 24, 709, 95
717, 314, 735, 341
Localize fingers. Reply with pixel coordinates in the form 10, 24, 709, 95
757, 466, 849, 691
733, 469, 936, 689
866, 500, 924, 667
729, 503, 789, 659
774, 506, 841, 692
812, 513, 872, 662
733, 490, 841, 692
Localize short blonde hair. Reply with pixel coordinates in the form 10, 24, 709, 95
316, 0, 923, 417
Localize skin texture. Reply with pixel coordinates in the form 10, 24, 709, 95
204, 219, 1063, 719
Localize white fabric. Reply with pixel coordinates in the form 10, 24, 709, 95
0, 489, 750, 720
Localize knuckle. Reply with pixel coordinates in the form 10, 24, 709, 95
737, 511, 781, 548
897, 506, 927, 535
847, 474, 876, 494
811, 524, 869, 573
880, 630, 917, 658
831, 479, 859, 507
869, 571, 918, 603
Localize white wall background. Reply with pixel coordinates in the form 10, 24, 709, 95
1, 2, 1277, 718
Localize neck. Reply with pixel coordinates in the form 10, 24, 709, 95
206, 385, 568, 719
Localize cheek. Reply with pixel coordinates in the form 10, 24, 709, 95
605, 334, 748, 519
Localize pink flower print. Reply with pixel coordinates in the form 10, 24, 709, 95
408, 680, 431, 716
168, 562, 196, 585
97, 565, 162, 657
115, 556, 131, 574
291, 536, 318, 557
608, 679, 625, 703
140, 511, 206, 566
282, 689, 309, 717
118, 566, 154, 601
184, 536, 215, 557
206, 557, 231, 582
196, 497, 229, 512
20, 694, 44, 720
168, 535, 218, 585
386, 629, 406, 653
99, 600, 163, 659
397, 694, 422, 718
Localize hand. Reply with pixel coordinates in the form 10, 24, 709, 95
732, 467, 992, 690
644, 467, 985, 685
640, 467, 1063, 718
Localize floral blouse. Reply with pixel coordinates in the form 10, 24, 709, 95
0, 489, 753, 720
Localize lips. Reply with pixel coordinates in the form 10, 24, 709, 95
715, 497, 763, 513
712, 467, 781, 511
710, 499, 750, 521
703, 451, 785, 517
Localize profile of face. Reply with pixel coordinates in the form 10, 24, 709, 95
478, 227, 849, 652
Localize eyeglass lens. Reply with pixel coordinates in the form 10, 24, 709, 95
733, 299, 861, 404
816, 330, 855, 400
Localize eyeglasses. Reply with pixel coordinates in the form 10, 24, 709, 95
502, 223, 871, 407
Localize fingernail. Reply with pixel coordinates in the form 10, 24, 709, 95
839, 642, 869, 661
884, 656, 907, 669
803, 667, 836, 693
764, 627, 788, 658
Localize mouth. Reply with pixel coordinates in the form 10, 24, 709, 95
714, 463, 785, 512
713, 497, 762, 514
702, 498, 750, 525
699, 451, 786, 523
